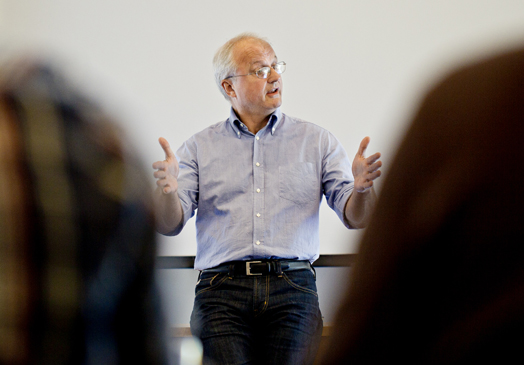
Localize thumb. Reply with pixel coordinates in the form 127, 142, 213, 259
159, 137, 175, 160
357, 136, 370, 157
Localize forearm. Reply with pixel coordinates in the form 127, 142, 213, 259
344, 187, 377, 229
153, 187, 184, 236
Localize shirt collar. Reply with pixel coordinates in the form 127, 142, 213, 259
228, 107, 282, 138
268, 108, 282, 135
228, 108, 244, 139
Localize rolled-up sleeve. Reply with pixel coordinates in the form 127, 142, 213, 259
321, 131, 354, 228
175, 137, 199, 232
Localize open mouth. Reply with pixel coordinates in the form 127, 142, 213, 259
267, 87, 279, 95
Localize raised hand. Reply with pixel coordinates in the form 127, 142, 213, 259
352, 137, 382, 193
152, 137, 179, 194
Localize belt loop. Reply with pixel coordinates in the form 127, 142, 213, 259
228, 263, 235, 279
275, 261, 283, 276
311, 264, 316, 279
196, 271, 202, 284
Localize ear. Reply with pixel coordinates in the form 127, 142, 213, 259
222, 80, 236, 99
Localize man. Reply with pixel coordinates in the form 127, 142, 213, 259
153, 33, 382, 364
321, 47, 524, 364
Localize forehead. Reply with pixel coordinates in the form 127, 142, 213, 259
233, 39, 276, 69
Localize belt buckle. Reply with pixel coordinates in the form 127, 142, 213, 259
246, 260, 263, 276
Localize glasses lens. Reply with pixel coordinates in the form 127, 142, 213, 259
256, 67, 271, 79
274, 62, 286, 74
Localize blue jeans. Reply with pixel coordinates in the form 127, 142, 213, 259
190, 268, 323, 365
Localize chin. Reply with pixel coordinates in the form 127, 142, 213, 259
269, 97, 282, 109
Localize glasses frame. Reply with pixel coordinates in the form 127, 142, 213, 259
225, 61, 286, 80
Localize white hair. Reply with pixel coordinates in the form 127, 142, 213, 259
212, 32, 271, 100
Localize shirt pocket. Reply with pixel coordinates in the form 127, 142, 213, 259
279, 162, 319, 205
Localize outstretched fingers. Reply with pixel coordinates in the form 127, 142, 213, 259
153, 169, 167, 179
364, 156, 382, 181
359, 179, 374, 191
366, 169, 382, 181
367, 158, 382, 172
155, 173, 178, 194
352, 137, 383, 192
152, 160, 166, 170
365, 152, 381, 165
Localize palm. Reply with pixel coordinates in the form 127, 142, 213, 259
352, 137, 382, 193
152, 137, 179, 194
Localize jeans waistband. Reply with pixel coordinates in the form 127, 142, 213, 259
202, 259, 312, 276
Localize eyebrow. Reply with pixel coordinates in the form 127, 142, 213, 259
251, 56, 278, 69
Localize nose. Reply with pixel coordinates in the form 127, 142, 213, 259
267, 67, 281, 83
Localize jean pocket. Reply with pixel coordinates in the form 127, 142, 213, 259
282, 271, 318, 297
279, 162, 319, 205
195, 272, 229, 296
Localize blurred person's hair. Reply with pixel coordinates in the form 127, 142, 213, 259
0, 57, 166, 364
321, 46, 524, 364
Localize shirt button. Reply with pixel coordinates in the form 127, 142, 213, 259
256, 213, 261, 217
272, 128, 275, 133
256, 162, 260, 167
256, 188, 261, 193
256, 136, 259, 140
256, 240, 261, 245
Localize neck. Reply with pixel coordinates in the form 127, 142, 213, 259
234, 109, 273, 134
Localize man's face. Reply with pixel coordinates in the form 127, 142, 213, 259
226, 39, 283, 120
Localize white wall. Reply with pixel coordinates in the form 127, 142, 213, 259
2, 0, 524, 256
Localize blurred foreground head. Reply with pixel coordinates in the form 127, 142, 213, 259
323, 46, 524, 364
0, 58, 166, 364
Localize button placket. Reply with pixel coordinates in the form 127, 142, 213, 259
253, 132, 265, 251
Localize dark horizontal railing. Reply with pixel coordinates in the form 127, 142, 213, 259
155, 254, 356, 269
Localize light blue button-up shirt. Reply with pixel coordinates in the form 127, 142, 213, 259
175, 108, 354, 270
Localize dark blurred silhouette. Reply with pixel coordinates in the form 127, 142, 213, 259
0, 58, 167, 364
321, 46, 524, 364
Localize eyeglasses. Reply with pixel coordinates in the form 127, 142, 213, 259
225, 61, 286, 80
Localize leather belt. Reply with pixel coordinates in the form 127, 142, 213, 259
202, 259, 312, 276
